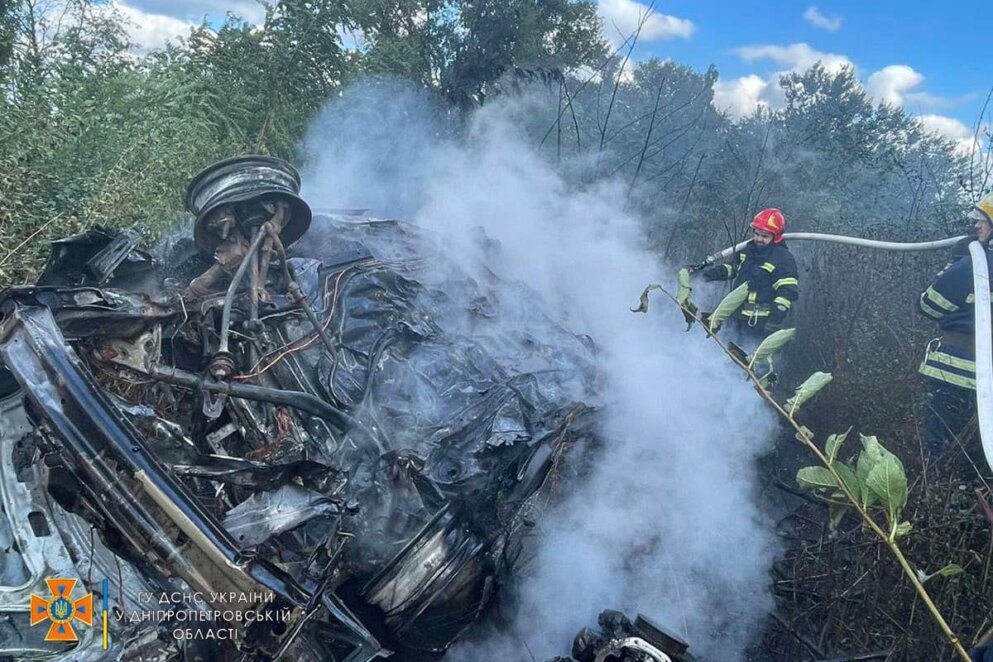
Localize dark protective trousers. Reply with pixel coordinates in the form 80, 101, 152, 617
922, 376, 975, 454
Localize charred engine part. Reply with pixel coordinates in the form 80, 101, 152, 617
216, 219, 281, 363
185, 160, 318, 389
558, 610, 695, 662
135, 363, 386, 454
286, 264, 337, 358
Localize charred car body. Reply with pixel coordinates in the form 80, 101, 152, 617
0, 156, 603, 660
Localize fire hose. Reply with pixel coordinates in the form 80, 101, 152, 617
692, 232, 968, 269
694, 232, 993, 473
969, 241, 993, 473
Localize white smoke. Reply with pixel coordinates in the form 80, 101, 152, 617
301, 80, 778, 661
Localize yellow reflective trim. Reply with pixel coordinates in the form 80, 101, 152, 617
964, 292, 992, 304
919, 364, 976, 389
774, 297, 792, 308
760, 262, 776, 272
747, 291, 757, 303
919, 297, 944, 319
739, 253, 747, 262
926, 349, 975, 371
723, 264, 734, 277
924, 286, 958, 312
740, 309, 771, 318
773, 277, 798, 289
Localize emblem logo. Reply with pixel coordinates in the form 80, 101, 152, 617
30, 578, 93, 642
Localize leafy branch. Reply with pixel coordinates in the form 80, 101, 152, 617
639, 282, 971, 661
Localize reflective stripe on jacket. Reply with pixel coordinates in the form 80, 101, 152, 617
920, 340, 977, 390
918, 246, 993, 389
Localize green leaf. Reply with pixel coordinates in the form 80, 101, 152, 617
676, 269, 692, 306
727, 341, 749, 365
858, 434, 906, 514
860, 434, 903, 466
748, 328, 796, 369
860, 434, 887, 464
681, 302, 699, 330
920, 563, 965, 583
834, 461, 862, 498
866, 453, 908, 526
937, 563, 964, 578
828, 501, 847, 531
856, 450, 878, 508
894, 521, 913, 539
796, 466, 837, 491
631, 284, 662, 313
825, 427, 852, 466
708, 282, 749, 333
794, 425, 814, 443
785, 372, 833, 416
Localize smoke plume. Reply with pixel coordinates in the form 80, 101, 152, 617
300, 80, 778, 661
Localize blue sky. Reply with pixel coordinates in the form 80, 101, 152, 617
115, 0, 992, 149
595, 0, 992, 150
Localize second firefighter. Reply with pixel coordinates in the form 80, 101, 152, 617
702, 208, 800, 344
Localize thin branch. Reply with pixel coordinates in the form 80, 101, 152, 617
626, 73, 668, 198
0, 213, 62, 269
594, 0, 655, 175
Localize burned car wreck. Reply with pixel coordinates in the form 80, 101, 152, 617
0, 156, 602, 660
0, 156, 692, 661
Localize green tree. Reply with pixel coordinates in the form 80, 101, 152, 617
352, 0, 606, 108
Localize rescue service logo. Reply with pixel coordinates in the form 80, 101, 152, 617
30, 578, 94, 642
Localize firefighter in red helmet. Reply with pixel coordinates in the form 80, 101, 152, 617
701, 208, 800, 344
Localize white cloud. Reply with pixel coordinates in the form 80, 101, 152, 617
114, 2, 196, 50
718, 43, 852, 117
122, 0, 265, 25
864, 64, 972, 111
919, 114, 979, 156
803, 6, 842, 31
865, 64, 923, 106
712, 75, 771, 118
734, 42, 853, 74
597, 0, 695, 48
719, 45, 972, 130
919, 114, 971, 140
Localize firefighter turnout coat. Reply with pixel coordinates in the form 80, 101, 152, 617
709, 240, 800, 331
919, 245, 993, 390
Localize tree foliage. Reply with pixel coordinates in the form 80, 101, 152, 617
351, 0, 606, 107
0, 0, 605, 284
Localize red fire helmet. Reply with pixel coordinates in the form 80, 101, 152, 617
750, 208, 786, 243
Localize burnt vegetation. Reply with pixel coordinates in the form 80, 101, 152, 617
2, 0, 993, 660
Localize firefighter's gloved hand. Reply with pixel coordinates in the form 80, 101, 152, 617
701, 266, 724, 281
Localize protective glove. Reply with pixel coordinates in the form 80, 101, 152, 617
701, 265, 725, 281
